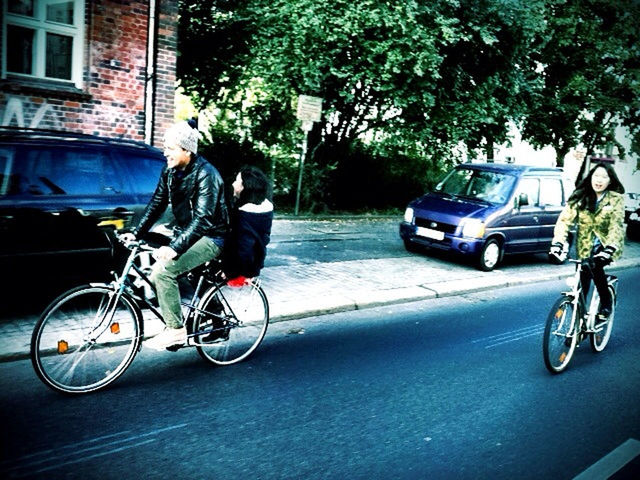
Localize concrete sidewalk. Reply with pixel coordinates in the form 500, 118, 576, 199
2, 219, 639, 362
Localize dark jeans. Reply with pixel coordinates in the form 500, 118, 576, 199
580, 257, 612, 309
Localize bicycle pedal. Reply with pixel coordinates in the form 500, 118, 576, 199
165, 343, 186, 352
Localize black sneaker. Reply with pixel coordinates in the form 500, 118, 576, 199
598, 305, 612, 319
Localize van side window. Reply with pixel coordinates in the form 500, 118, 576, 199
539, 178, 563, 206
516, 178, 540, 206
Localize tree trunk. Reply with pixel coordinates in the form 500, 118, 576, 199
485, 135, 495, 161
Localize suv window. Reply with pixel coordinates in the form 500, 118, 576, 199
0, 149, 12, 195
3, 145, 123, 196
116, 152, 165, 195
539, 178, 564, 206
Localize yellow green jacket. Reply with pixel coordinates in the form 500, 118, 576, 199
552, 190, 625, 260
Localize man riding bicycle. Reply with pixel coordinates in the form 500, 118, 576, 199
122, 119, 229, 350
549, 162, 625, 318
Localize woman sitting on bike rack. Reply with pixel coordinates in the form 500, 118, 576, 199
223, 165, 274, 285
550, 162, 626, 318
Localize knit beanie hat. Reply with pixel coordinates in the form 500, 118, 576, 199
165, 121, 200, 154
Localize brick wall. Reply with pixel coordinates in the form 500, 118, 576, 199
0, 0, 177, 149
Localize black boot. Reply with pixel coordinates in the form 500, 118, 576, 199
597, 290, 612, 322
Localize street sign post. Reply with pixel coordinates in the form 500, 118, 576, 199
296, 95, 323, 122
294, 95, 323, 215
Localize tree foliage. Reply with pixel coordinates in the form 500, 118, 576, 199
520, 0, 640, 167
177, 0, 640, 210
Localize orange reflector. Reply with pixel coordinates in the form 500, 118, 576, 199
559, 352, 566, 362
110, 322, 120, 334
58, 340, 69, 354
555, 309, 564, 319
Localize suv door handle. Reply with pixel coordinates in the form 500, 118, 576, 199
112, 208, 135, 218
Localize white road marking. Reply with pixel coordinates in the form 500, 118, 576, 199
6, 423, 188, 477
472, 325, 545, 349
573, 438, 640, 479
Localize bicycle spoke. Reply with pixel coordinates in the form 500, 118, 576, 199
31, 286, 141, 394
543, 296, 577, 374
194, 282, 269, 366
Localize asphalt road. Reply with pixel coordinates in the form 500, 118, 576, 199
2, 268, 639, 479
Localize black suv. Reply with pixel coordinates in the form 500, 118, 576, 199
0, 127, 168, 304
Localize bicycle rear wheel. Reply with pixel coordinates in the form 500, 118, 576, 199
543, 295, 578, 374
194, 282, 269, 366
31, 285, 141, 394
590, 284, 616, 352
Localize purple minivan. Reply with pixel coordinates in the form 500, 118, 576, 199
399, 163, 573, 271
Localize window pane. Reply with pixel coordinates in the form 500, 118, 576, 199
540, 179, 563, 206
117, 154, 165, 195
7, 25, 35, 75
57, 150, 105, 195
8, 0, 34, 16
516, 178, 540, 206
46, 0, 74, 25
9, 148, 56, 195
0, 149, 15, 196
46, 32, 73, 79
10, 147, 105, 196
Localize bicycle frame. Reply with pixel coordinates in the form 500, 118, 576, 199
111, 241, 239, 346
558, 259, 609, 343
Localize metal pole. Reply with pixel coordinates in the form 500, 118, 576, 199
294, 129, 309, 216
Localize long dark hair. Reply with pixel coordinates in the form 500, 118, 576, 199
237, 165, 271, 207
568, 162, 625, 213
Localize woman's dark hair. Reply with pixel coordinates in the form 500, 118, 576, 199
568, 162, 625, 212
237, 165, 271, 206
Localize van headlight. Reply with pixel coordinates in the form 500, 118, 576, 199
404, 207, 414, 224
461, 219, 485, 238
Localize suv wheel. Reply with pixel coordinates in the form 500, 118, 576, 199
478, 239, 501, 271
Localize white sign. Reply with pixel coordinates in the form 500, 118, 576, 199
296, 95, 323, 122
416, 227, 445, 241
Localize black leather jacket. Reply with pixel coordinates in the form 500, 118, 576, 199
133, 156, 228, 255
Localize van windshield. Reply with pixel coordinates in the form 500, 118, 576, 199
434, 168, 516, 204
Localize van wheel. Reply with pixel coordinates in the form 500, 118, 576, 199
478, 239, 501, 271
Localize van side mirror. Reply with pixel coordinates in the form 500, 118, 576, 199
516, 193, 529, 209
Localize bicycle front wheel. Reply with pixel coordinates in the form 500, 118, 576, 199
590, 285, 616, 352
194, 282, 269, 366
543, 295, 578, 374
31, 285, 141, 394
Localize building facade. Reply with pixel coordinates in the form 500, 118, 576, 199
0, 0, 177, 148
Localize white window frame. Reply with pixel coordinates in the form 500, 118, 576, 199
2, 0, 85, 88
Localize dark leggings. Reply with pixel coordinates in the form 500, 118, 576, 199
580, 258, 612, 308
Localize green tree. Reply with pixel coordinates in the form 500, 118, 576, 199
176, 0, 639, 210
520, 0, 640, 168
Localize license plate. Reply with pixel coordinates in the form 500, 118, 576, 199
415, 226, 444, 241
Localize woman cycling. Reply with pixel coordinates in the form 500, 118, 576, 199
550, 162, 625, 318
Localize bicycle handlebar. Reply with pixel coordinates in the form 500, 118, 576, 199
114, 232, 155, 252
